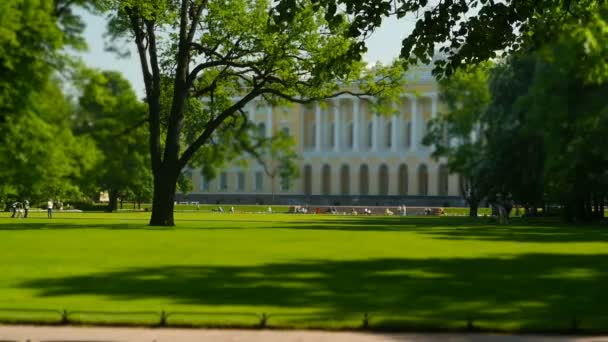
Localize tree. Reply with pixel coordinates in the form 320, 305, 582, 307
0, 78, 99, 204
423, 62, 491, 216
103, 0, 403, 226
0, 0, 102, 205
276, 0, 601, 76
74, 70, 151, 212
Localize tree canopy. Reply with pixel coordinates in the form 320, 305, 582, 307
424, 3, 608, 220
102, 0, 404, 225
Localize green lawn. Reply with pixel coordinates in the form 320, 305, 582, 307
1, 211, 607, 332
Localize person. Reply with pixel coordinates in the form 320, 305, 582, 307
11, 202, 18, 218
23, 200, 29, 218
47, 199, 53, 218
230, 206, 235, 214
401, 205, 407, 216
267, 206, 273, 214
218, 206, 224, 213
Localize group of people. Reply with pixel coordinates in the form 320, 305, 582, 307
9, 199, 54, 219
10, 200, 29, 218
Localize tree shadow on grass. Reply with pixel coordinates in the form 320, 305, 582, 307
272, 217, 608, 243
0, 220, 160, 231
19, 253, 608, 332
2, 215, 608, 243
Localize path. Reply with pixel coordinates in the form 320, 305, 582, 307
1, 325, 608, 342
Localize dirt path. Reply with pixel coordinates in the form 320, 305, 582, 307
1, 325, 608, 342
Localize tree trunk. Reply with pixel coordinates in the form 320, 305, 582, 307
149, 166, 179, 226
469, 201, 478, 217
107, 189, 119, 212
120, 197, 124, 210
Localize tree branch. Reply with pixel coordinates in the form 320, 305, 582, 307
177, 89, 262, 169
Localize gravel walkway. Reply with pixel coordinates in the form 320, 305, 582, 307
1, 325, 608, 342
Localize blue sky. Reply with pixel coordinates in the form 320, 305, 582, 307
79, 12, 417, 98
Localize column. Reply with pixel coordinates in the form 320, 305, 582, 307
334, 99, 341, 152
372, 114, 379, 152
315, 102, 321, 152
429, 94, 438, 152
410, 96, 418, 151
266, 104, 273, 137
353, 98, 359, 152
391, 110, 398, 152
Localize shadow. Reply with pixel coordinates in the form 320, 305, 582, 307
19, 253, 608, 331
0, 221, 153, 231
2, 215, 607, 243
271, 217, 608, 243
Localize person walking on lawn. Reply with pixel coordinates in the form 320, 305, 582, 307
47, 199, 53, 219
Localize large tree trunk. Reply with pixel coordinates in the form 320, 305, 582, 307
469, 201, 478, 217
150, 166, 179, 226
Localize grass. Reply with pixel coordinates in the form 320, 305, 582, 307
0, 211, 607, 332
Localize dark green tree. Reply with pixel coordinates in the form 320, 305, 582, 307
423, 62, 492, 216
74, 70, 151, 212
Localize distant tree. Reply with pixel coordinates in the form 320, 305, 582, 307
0, 79, 99, 203
423, 62, 492, 216
102, 0, 403, 225
74, 70, 151, 212
0, 0, 102, 204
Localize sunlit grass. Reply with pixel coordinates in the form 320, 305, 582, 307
0, 211, 607, 332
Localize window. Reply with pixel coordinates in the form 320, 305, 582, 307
329, 122, 335, 148
219, 172, 228, 191
322, 164, 331, 195
378, 164, 389, 195
303, 165, 312, 195
438, 164, 449, 196
237, 172, 245, 191
386, 122, 392, 148
348, 123, 354, 148
418, 164, 428, 196
340, 164, 350, 195
280, 174, 290, 192
359, 164, 369, 195
398, 164, 408, 195
255, 171, 264, 191
281, 126, 290, 136
404, 121, 411, 148
367, 122, 373, 148
200, 176, 210, 191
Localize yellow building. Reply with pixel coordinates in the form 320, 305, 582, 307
185, 65, 463, 206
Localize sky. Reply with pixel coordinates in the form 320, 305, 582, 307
78, 11, 418, 98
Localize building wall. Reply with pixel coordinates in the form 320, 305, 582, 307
186, 65, 463, 204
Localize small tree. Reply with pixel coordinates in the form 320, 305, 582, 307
74, 70, 151, 212
423, 63, 491, 216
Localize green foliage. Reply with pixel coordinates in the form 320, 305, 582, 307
423, 62, 492, 215
276, 0, 602, 77
425, 5, 608, 220
0, 80, 99, 202
74, 69, 152, 209
101, 0, 405, 225
0, 0, 104, 203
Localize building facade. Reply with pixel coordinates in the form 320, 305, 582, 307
183, 65, 464, 206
